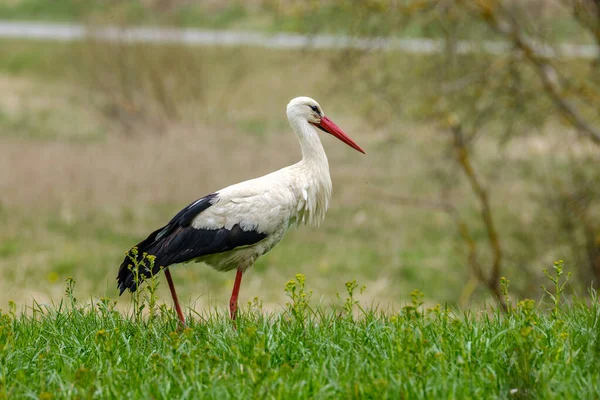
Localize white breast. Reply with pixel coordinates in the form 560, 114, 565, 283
294, 161, 332, 228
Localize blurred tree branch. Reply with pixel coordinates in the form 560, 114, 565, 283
448, 117, 507, 311
562, 0, 600, 60
469, 0, 600, 146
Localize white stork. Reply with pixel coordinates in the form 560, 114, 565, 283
117, 96, 365, 325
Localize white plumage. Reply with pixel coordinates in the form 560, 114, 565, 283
117, 96, 364, 324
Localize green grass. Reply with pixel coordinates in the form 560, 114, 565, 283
2, 275, 600, 399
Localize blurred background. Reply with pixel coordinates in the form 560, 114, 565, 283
0, 0, 598, 312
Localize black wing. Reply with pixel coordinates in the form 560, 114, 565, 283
116, 193, 267, 294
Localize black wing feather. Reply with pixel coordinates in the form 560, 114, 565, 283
116, 193, 267, 294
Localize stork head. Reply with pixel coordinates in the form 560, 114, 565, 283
286, 96, 366, 154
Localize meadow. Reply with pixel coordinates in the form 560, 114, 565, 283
1, 35, 597, 398
1, 1, 600, 397
2, 271, 600, 399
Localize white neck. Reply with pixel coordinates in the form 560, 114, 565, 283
287, 114, 333, 227
289, 117, 328, 164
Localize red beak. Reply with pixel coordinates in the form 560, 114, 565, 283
315, 116, 366, 154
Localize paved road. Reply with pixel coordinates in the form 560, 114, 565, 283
0, 21, 597, 59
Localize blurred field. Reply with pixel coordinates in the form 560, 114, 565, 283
0, 0, 589, 42
0, 38, 472, 311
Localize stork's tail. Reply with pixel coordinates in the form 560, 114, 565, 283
117, 227, 166, 295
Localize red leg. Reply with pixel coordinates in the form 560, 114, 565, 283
229, 268, 244, 321
164, 268, 185, 327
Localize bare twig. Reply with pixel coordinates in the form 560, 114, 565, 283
449, 120, 507, 311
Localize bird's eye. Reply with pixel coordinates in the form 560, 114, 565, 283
309, 105, 319, 113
